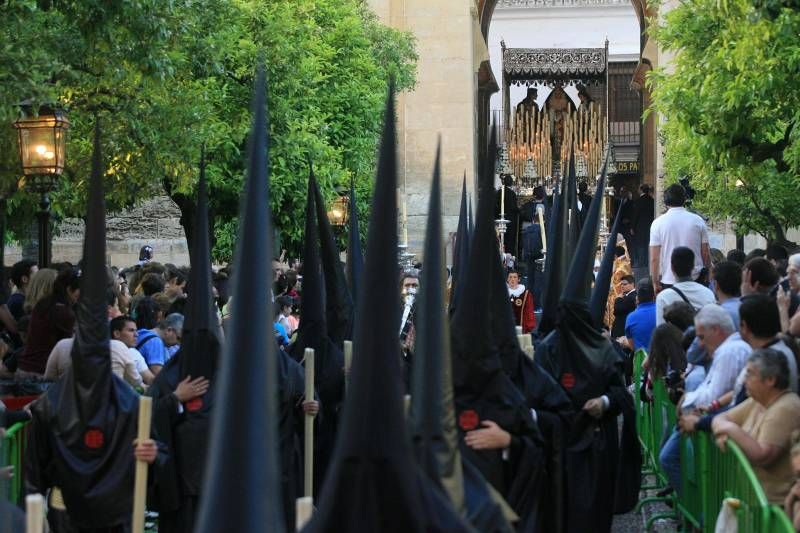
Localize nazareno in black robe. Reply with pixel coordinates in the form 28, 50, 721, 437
536, 301, 640, 533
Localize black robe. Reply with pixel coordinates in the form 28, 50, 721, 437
535, 303, 641, 533
149, 347, 309, 531
454, 371, 545, 532
148, 357, 209, 533
26, 374, 164, 532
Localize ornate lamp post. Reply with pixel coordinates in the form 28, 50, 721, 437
326, 194, 349, 227
13, 105, 69, 267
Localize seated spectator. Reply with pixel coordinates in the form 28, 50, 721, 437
647, 323, 686, 382
656, 247, 716, 325
8, 259, 37, 321
741, 257, 779, 296
662, 304, 751, 493
22, 268, 57, 316
110, 315, 155, 385
727, 249, 746, 266
133, 297, 169, 375
739, 294, 798, 396
139, 272, 166, 297
17, 268, 79, 377
712, 260, 742, 330
164, 266, 187, 299
712, 348, 800, 504
623, 278, 657, 352
44, 336, 142, 388
779, 253, 800, 336
156, 313, 184, 360
275, 295, 295, 337
273, 305, 290, 347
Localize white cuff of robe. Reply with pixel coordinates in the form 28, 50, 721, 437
601, 395, 610, 411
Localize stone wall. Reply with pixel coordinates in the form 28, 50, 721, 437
4, 195, 190, 268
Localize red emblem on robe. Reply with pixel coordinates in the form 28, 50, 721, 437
186, 397, 203, 412
458, 410, 479, 431
560, 373, 576, 389
84, 429, 104, 449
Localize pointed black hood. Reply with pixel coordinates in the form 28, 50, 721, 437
590, 194, 626, 328
535, 173, 567, 337
410, 142, 464, 496
450, 124, 503, 392
293, 174, 328, 354
346, 183, 364, 308
178, 149, 222, 382
70, 121, 112, 391
567, 158, 580, 251
561, 152, 608, 304
311, 167, 354, 345
449, 175, 470, 314
305, 84, 426, 533
195, 66, 284, 533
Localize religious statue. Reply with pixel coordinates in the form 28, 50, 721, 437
576, 83, 594, 114
515, 87, 539, 115
514, 87, 539, 145
543, 85, 576, 151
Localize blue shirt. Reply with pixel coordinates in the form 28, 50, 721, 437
625, 301, 657, 352
720, 297, 741, 331
273, 322, 290, 346
136, 328, 169, 367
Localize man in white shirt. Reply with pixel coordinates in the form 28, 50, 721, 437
44, 337, 143, 388
649, 184, 711, 292
655, 247, 716, 325
659, 303, 751, 493
110, 315, 155, 386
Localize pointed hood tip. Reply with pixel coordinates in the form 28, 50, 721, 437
195, 66, 285, 533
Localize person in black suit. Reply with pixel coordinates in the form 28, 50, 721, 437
630, 184, 655, 269
611, 275, 637, 338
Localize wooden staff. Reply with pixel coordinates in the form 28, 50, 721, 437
296, 496, 314, 531
344, 340, 353, 394
25, 494, 44, 533
304, 347, 315, 498
132, 395, 152, 533
537, 204, 547, 252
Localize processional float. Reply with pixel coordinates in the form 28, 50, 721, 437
497, 40, 618, 256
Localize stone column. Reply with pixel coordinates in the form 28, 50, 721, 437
368, 0, 479, 261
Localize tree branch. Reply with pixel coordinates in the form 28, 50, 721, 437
732, 121, 794, 172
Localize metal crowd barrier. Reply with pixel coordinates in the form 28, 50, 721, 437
634, 350, 796, 532
2, 421, 28, 506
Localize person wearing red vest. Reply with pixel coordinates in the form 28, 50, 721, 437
507, 270, 536, 333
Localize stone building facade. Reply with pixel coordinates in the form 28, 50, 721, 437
5, 195, 190, 267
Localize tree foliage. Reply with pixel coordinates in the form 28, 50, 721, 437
0, 0, 417, 261
649, 0, 800, 244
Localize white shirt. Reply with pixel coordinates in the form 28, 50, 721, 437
682, 332, 751, 409
129, 347, 149, 375
44, 338, 143, 388
655, 281, 716, 325
649, 207, 709, 285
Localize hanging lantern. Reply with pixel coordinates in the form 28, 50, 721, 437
326, 194, 348, 226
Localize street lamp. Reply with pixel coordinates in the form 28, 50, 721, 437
13, 105, 70, 267
326, 194, 349, 226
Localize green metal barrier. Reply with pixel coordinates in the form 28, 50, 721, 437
632, 359, 796, 532
2, 421, 28, 506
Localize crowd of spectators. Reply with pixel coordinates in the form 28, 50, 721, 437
625, 241, 800, 527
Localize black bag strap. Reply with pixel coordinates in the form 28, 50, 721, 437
668, 285, 692, 307
136, 332, 158, 350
